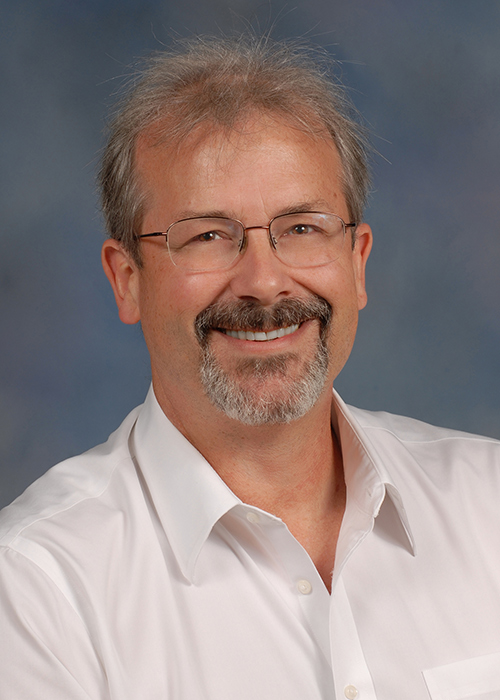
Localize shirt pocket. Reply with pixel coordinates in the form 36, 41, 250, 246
422, 652, 500, 700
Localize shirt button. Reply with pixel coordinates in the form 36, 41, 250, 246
344, 685, 358, 699
297, 579, 312, 595
246, 512, 260, 524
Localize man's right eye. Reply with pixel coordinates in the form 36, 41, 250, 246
186, 230, 226, 245
198, 231, 223, 242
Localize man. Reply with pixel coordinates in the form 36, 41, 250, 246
1, 36, 499, 700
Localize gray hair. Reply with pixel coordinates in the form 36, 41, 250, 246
99, 35, 371, 264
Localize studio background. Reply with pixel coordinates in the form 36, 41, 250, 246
2, 0, 499, 509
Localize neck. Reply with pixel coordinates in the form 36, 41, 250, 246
203, 404, 340, 515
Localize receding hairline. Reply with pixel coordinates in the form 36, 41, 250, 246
136, 103, 340, 150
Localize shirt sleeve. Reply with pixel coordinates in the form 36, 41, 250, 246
0, 546, 107, 700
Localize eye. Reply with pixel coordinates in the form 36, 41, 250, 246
283, 222, 325, 237
187, 229, 229, 245
287, 224, 315, 236
197, 230, 222, 242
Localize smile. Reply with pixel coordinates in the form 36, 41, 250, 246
221, 324, 299, 342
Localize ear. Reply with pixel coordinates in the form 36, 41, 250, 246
351, 223, 373, 311
101, 239, 141, 324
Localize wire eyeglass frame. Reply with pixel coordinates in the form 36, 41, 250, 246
137, 211, 357, 272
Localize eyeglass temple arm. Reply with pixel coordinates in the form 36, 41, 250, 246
137, 232, 167, 239
136, 231, 168, 238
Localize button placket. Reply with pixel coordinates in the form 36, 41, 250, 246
330, 576, 377, 699
236, 504, 332, 662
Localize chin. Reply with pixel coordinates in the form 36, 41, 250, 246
199, 341, 330, 426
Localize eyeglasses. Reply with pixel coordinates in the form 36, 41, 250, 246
137, 212, 356, 272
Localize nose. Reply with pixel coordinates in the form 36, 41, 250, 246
228, 227, 294, 305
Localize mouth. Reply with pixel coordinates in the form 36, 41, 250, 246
221, 323, 300, 342
195, 297, 332, 347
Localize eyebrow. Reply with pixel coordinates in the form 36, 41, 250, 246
274, 201, 333, 217
175, 201, 334, 222
175, 209, 233, 221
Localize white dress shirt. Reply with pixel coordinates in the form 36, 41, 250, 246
1, 386, 500, 700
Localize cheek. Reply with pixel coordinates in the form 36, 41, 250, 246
295, 261, 359, 309
303, 264, 360, 347
324, 284, 360, 376
138, 267, 230, 346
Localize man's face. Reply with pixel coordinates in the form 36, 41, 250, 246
104, 115, 372, 428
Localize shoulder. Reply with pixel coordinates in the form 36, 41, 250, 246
349, 404, 500, 447
0, 404, 142, 548
0, 404, 148, 618
346, 403, 500, 490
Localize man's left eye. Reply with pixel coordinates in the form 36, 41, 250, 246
287, 224, 314, 236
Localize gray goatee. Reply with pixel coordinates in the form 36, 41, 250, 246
194, 297, 332, 425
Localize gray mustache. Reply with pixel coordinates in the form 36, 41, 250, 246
195, 297, 332, 344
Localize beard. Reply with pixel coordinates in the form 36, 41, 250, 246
194, 297, 332, 425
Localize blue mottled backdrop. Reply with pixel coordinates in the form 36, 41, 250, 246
1, 0, 499, 507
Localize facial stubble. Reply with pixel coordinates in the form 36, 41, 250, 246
195, 298, 332, 425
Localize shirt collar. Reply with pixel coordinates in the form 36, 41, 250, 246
332, 388, 415, 560
131, 385, 415, 583
131, 386, 240, 583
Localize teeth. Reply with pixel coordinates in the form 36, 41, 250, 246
224, 324, 299, 341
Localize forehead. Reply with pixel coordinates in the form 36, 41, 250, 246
134, 114, 347, 222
